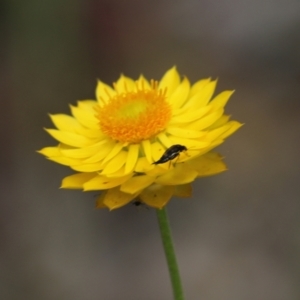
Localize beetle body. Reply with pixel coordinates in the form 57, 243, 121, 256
152, 144, 187, 165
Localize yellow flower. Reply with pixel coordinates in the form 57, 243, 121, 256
38, 67, 242, 210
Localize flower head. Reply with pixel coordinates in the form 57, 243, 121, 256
39, 67, 242, 210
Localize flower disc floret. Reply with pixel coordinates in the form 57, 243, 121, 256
96, 80, 171, 143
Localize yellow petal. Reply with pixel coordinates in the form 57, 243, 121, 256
218, 121, 243, 139
189, 78, 211, 98
104, 166, 127, 178
101, 150, 128, 175
77, 100, 98, 112
137, 75, 151, 90
206, 123, 233, 141
155, 163, 198, 185
186, 109, 224, 131
101, 142, 124, 164
146, 165, 169, 177
188, 152, 227, 176
83, 140, 114, 163
177, 149, 200, 162
167, 136, 210, 150
168, 105, 211, 125
159, 66, 180, 97
70, 105, 98, 129
186, 80, 217, 108
172, 105, 190, 117
49, 114, 82, 132
193, 139, 224, 157
207, 121, 242, 141
96, 80, 116, 104
207, 115, 231, 130
57, 143, 72, 150
140, 184, 174, 209
125, 144, 139, 174
134, 157, 153, 173
95, 192, 107, 209
210, 90, 234, 110
173, 184, 192, 197
83, 174, 132, 191
38, 146, 61, 157
168, 76, 190, 109
60, 140, 107, 159
157, 132, 173, 148
166, 127, 206, 139
75, 127, 105, 139
120, 175, 155, 194
114, 74, 136, 93
151, 141, 166, 163
71, 161, 103, 172
48, 156, 82, 166
102, 187, 138, 210
61, 172, 97, 189
142, 139, 152, 163
45, 129, 93, 147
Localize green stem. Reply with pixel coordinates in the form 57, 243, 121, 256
156, 207, 185, 300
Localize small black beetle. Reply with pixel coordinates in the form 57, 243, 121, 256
152, 144, 187, 165
132, 200, 143, 207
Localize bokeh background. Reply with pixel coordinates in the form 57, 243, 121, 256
1, 0, 300, 299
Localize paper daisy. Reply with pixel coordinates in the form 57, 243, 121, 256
38, 67, 242, 210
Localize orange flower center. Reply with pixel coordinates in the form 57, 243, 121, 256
96, 80, 171, 143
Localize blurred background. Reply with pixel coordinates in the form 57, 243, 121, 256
1, 0, 300, 299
